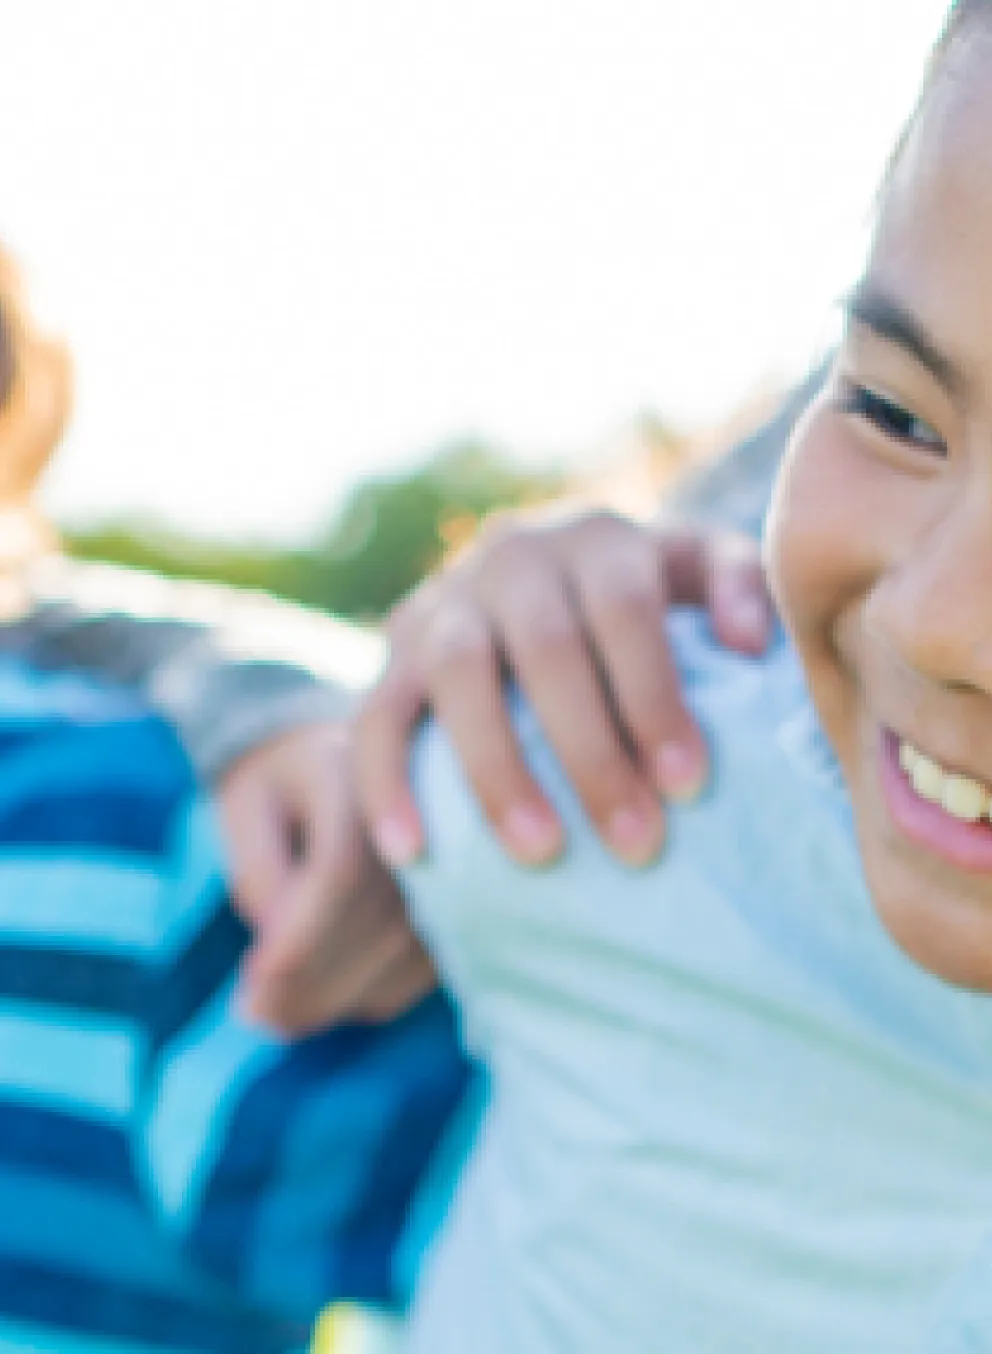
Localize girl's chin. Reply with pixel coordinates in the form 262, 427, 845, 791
871, 880, 992, 993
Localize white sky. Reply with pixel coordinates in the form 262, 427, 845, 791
0, 0, 949, 542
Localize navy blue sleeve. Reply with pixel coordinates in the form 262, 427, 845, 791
132, 758, 470, 1326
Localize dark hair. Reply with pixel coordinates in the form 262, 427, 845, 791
882, 0, 992, 192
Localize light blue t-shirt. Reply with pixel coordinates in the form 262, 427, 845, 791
400, 613, 992, 1354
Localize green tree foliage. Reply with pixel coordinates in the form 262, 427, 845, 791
65, 441, 565, 620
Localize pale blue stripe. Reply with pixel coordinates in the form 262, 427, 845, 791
0, 1003, 135, 1120
139, 978, 281, 1232
0, 663, 139, 725
0, 857, 162, 953
0, 1318, 195, 1354
153, 798, 230, 960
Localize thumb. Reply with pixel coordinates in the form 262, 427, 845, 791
219, 778, 298, 928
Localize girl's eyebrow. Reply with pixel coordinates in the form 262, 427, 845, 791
843, 281, 966, 399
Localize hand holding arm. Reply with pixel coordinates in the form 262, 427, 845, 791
354, 510, 773, 869
245, 510, 774, 1031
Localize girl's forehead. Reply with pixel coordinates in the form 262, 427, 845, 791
889, 29, 992, 218
868, 40, 992, 381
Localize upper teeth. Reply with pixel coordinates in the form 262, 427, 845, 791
899, 740, 991, 823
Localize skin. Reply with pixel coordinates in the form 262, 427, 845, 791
235, 521, 772, 1029
766, 26, 992, 991
0, 235, 776, 1031
355, 513, 771, 869
221, 722, 436, 1029
0, 307, 14, 413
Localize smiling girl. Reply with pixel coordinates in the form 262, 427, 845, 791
380, 4, 992, 1349
767, 5, 992, 993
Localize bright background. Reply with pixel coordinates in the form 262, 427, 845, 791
0, 0, 949, 543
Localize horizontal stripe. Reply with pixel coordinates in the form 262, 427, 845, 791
0, 947, 144, 1019
0, 800, 229, 962
0, 1003, 135, 1119
0, 857, 162, 953
0, 1168, 244, 1310
0, 1101, 133, 1191
0, 711, 189, 800
155, 799, 231, 961
0, 832, 235, 1026
0, 720, 191, 857
0, 1313, 204, 1354
0, 1254, 305, 1352
0, 664, 142, 726
0, 788, 176, 857
145, 903, 249, 1063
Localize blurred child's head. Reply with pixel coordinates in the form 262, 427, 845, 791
0, 247, 71, 589
0, 247, 72, 508
765, 0, 992, 989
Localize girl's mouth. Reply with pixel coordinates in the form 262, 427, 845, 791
878, 728, 992, 873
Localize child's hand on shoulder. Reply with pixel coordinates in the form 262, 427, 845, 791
355, 508, 774, 870
219, 720, 436, 1033
219, 508, 773, 1034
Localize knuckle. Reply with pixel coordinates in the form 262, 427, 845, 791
580, 538, 658, 615
506, 588, 577, 655
472, 529, 544, 589
423, 604, 493, 677
584, 559, 658, 619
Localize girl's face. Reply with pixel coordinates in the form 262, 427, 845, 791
766, 31, 992, 991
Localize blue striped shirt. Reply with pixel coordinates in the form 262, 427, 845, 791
0, 658, 468, 1354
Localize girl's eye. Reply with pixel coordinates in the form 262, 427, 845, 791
839, 380, 946, 457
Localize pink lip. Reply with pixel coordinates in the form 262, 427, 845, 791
878, 728, 992, 874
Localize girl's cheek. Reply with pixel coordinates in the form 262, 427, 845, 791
764, 402, 871, 644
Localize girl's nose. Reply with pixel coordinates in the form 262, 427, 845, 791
868, 482, 992, 700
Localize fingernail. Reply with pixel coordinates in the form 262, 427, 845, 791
503, 804, 563, 865
374, 813, 423, 868
607, 804, 663, 866
731, 595, 770, 649
654, 742, 706, 803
